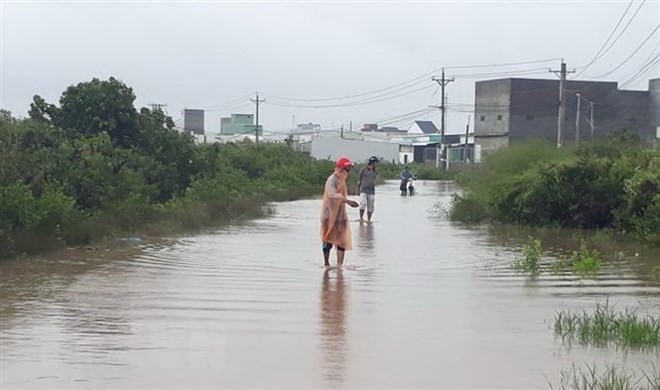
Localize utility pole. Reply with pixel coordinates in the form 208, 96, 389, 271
432, 68, 455, 170
340, 125, 344, 139
432, 68, 455, 143
149, 103, 167, 112
464, 115, 471, 163
550, 60, 575, 148
575, 93, 582, 146
579, 95, 595, 142
250, 93, 265, 145
589, 102, 595, 141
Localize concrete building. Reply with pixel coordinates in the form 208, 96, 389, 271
474, 78, 660, 153
295, 122, 321, 134
183, 109, 204, 135
220, 113, 263, 135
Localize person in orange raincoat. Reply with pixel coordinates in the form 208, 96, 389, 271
321, 157, 359, 267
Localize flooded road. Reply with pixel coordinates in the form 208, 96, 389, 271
1, 181, 659, 389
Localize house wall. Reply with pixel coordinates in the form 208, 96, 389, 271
474, 79, 511, 138
310, 138, 400, 164
407, 123, 424, 135
650, 78, 660, 139
611, 90, 651, 141
474, 77, 653, 148
221, 114, 259, 135
399, 145, 414, 164
183, 109, 205, 135
475, 135, 509, 155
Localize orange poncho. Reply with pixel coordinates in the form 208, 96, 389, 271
320, 170, 352, 250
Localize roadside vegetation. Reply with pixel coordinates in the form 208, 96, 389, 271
549, 363, 659, 390
0, 77, 340, 259
554, 302, 660, 349
511, 237, 607, 278
450, 140, 660, 246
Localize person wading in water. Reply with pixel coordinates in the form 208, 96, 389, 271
321, 157, 359, 268
357, 156, 378, 223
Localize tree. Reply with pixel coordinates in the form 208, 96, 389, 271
56, 77, 140, 147
28, 95, 58, 123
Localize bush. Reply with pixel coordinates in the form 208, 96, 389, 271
514, 237, 542, 274
449, 140, 660, 245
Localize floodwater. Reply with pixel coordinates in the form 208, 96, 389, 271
1, 181, 658, 389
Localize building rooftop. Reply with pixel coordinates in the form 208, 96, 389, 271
414, 120, 439, 134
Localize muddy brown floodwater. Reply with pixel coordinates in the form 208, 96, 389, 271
1, 181, 659, 389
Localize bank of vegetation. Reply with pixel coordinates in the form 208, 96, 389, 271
450, 140, 660, 246
0, 78, 342, 259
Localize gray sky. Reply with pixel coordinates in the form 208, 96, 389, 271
2, 0, 659, 134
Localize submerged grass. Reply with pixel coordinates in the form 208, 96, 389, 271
549, 363, 659, 390
554, 302, 660, 349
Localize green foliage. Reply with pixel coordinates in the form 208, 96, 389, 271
514, 237, 542, 273
449, 193, 489, 224
570, 240, 603, 275
0, 78, 339, 259
450, 140, 660, 244
554, 302, 660, 349
652, 266, 660, 280
550, 363, 659, 390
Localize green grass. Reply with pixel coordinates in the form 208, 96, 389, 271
550, 241, 603, 277
554, 302, 660, 349
514, 237, 542, 274
652, 266, 660, 280
549, 363, 659, 390
571, 240, 603, 275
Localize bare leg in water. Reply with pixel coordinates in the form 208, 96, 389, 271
323, 250, 331, 267
337, 249, 345, 267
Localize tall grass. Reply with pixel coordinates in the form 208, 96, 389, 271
549, 363, 659, 390
554, 302, 660, 349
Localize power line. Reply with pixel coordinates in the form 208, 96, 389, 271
263, 58, 560, 103
202, 92, 255, 110
576, 0, 648, 79
574, 0, 636, 78
620, 53, 660, 88
444, 58, 561, 70
265, 84, 435, 108
588, 23, 660, 79
451, 67, 551, 79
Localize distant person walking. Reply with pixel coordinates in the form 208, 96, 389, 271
357, 156, 378, 223
321, 157, 359, 268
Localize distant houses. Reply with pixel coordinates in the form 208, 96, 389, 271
220, 113, 262, 136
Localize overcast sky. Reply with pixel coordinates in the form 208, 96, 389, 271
2, 0, 659, 134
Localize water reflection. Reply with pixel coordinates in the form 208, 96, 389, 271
319, 269, 347, 387
357, 223, 375, 253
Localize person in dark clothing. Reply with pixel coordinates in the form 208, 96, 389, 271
400, 166, 413, 196
357, 156, 378, 222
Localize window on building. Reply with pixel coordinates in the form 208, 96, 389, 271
480, 115, 486, 121
497, 114, 503, 121
526, 114, 535, 120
